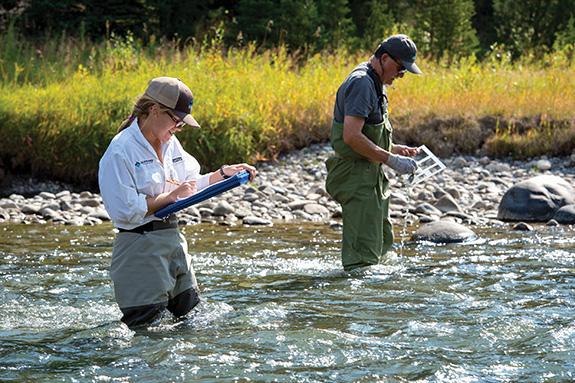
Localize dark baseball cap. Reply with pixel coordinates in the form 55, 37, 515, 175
144, 77, 200, 128
375, 34, 422, 75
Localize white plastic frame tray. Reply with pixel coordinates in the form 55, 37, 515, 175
407, 145, 446, 185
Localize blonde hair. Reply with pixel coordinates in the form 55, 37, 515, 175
117, 95, 171, 132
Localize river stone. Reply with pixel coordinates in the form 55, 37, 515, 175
56, 191, 71, 199
303, 203, 330, 216
414, 203, 442, 216
80, 198, 101, 207
412, 220, 476, 243
535, 159, 552, 171
21, 204, 40, 215
433, 195, 462, 213
88, 207, 111, 221
60, 200, 74, 211
497, 175, 575, 222
418, 215, 440, 223
553, 204, 575, 224
243, 193, 259, 202
0, 200, 18, 209
243, 216, 272, 226
288, 200, 313, 211
39, 191, 56, 200
512, 222, 533, 231
39, 207, 61, 220
213, 201, 235, 216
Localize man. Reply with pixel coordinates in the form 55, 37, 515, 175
326, 34, 422, 271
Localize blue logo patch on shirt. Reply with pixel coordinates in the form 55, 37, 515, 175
135, 159, 154, 169
173, 156, 183, 163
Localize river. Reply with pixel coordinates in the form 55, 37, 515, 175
0, 223, 574, 382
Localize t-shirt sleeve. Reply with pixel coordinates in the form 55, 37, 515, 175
343, 76, 378, 119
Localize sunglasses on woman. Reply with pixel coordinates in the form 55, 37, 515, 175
165, 110, 186, 128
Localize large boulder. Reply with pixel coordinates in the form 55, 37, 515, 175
497, 175, 575, 222
553, 204, 575, 224
412, 220, 476, 243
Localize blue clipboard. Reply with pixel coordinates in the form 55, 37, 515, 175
154, 171, 251, 219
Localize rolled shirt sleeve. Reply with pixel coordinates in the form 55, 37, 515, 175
98, 150, 148, 227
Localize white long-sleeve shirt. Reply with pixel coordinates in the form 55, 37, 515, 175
98, 119, 211, 230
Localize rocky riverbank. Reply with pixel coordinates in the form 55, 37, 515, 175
1, 144, 575, 229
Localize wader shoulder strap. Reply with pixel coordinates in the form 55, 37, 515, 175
366, 64, 387, 118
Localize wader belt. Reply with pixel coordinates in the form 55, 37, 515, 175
118, 214, 178, 234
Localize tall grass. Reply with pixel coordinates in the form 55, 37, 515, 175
0, 30, 574, 186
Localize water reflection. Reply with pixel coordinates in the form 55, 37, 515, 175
0, 223, 574, 382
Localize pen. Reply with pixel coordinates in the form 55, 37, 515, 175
166, 178, 181, 186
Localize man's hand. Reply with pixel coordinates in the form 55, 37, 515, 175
392, 144, 419, 157
385, 154, 418, 175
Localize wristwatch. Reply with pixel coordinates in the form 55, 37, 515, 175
219, 165, 230, 179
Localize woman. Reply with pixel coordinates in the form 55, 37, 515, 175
98, 77, 256, 328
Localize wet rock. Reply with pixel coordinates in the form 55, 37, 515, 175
329, 221, 343, 230
414, 203, 442, 216
243, 216, 272, 226
546, 219, 559, 227
418, 215, 440, 223
412, 220, 476, 243
497, 175, 575, 222
553, 204, 575, 224
512, 222, 533, 231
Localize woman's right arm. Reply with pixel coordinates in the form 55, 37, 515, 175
145, 181, 196, 216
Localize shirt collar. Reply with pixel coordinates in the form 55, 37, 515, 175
127, 118, 173, 157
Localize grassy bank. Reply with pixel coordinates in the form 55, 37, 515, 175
0, 33, 574, 186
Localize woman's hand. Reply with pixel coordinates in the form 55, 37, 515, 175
392, 144, 419, 157
168, 180, 197, 202
220, 163, 257, 181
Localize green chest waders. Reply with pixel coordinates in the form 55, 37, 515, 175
325, 110, 394, 271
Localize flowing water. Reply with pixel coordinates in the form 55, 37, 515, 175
1, 222, 574, 382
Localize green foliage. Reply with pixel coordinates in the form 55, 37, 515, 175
361, 0, 396, 50
411, 0, 479, 60
2, 0, 575, 61
493, 0, 575, 58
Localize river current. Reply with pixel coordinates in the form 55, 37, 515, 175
0, 223, 574, 382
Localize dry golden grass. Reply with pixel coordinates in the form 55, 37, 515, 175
0, 34, 573, 184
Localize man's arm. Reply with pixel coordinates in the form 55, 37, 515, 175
342, 115, 390, 163
342, 115, 418, 175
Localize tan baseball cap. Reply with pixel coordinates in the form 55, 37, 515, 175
144, 77, 200, 128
